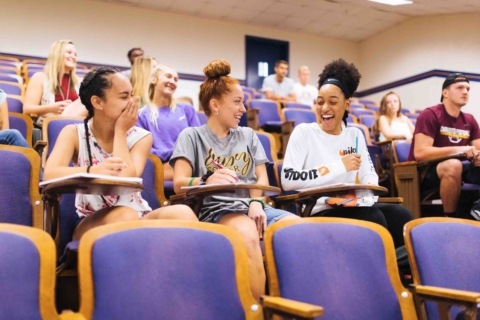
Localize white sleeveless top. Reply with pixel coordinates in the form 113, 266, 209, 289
379, 116, 412, 141
37, 75, 81, 125
74, 123, 152, 219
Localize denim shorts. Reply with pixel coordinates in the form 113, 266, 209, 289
212, 208, 293, 226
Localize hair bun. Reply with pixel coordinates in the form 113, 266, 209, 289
204, 59, 231, 78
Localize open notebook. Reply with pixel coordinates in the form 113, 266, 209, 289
180, 182, 248, 191
39, 173, 143, 187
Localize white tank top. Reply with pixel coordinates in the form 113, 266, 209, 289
74, 123, 152, 218
379, 116, 412, 141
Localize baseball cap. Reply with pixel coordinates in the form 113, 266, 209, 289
441, 73, 469, 102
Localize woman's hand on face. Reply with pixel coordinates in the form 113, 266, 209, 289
248, 201, 267, 240
89, 157, 127, 176
342, 154, 361, 172
205, 169, 238, 184
115, 96, 139, 133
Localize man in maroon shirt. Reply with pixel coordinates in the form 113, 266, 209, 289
408, 73, 480, 217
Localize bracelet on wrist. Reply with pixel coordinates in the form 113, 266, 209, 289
199, 171, 214, 185
188, 178, 195, 186
249, 199, 265, 209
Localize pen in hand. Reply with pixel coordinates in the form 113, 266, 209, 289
211, 160, 240, 181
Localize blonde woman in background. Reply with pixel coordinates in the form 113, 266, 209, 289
377, 91, 415, 141
130, 56, 157, 108
24, 40, 86, 124
136, 65, 200, 180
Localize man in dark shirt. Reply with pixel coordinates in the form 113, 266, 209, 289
409, 73, 480, 217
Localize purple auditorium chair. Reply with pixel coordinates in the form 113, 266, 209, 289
242, 86, 255, 99
255, 131, 278, 187
74, 221, 322, 319
265, 218, 418, 319
405, 218, 480, 319
0, 73, 21, 83
43, 116, 84, 157
400, 109, 409, 115
196, 111, 207, 126
359, 114, 377, 142
243, 92, 251, 103
27, 69, 44, 78
350, 102, 364, 109
58, 154, 171, 273
366, 104, 380, 113
0, 146, 43, 228
0, 62, 17, 68
347, 114, 357, 123
0, 224, 59, 319
351, 108, 375, 119
284, 102, 312, 110
392, 140, 411, 163
0, 67, 19, 75
0, 81, 24, 96
8, 113, 33, 147
359, 99, 375, 106
6, 95, 24, 113
283, 109, 317, 127
407, 113, 418, 120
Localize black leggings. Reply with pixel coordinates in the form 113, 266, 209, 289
314, 203, 413, 248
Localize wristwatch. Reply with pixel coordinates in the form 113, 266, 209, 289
199, 171, 214, 185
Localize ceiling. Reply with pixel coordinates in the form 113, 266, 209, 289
96, 0, 480, 41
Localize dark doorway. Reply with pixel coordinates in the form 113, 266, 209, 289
245, 35, 289, 90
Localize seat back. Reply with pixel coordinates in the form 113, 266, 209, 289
0, 67, 19, 75
248, 100, 282, 127
283, 109, 317, 127
0, 81, 24, 96
242, 86, 255, 99
405, 218, 480, 319
392, 140, 411, 163
359, 99, 376, 106
367, 105, 380, 113
350, 102, 364, 109
43, 116, 84, 157
284, 102, 311, 110
265, 218, 415, 320
351, 108, 376, 119
196, 111, 207, 125
8, 113, 33, 147
0, 224, 58, 320
407, 113, 418, 120
0, 73, 21, 83
141, 154, 169, 209
347, 114, 357, 123
78, 221, 262, 320
6, 95, 23, 113
255, 131, 277, 163
0, 146, 43, 228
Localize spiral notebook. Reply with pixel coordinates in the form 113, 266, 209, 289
39, 173, 143, 187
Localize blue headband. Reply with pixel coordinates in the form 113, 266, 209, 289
321, 78, 350, 98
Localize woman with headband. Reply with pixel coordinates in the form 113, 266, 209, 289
282, 59, 412, 248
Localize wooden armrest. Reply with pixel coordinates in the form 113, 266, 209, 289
261, 296, 323, 319
275, 194, 299, 202
393, 161, 418, 168
378, 197, 403, 203
169, 193, 186, 202
414, 285, 480, 304
375, 140, 393, 146
33, 140, 46, 153
417, 153, 466, 168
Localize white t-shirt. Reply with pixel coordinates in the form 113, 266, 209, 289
282, 123, 378, 214
293, 83, 317, 106
262, 74, 295, 97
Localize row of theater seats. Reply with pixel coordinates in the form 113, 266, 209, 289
1, 214, 478, 319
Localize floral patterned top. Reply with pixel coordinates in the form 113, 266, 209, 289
74, 123, 152, 218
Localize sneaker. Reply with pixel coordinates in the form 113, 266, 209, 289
470, 199, 480, 220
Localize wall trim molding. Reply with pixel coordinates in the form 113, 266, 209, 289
355, 69, 480, 97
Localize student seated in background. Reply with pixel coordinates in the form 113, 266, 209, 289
377, 91, 415, 141
130, 56, 157, 107
121, 47, 144, 79
282, 59, 412, 248
136, 65, 200, 181
262, 60, 296, 103
171, 59, 299, 300
293, 66, 317, 106
409, 73, 480, 218
0, 89, 30, 147
44, 67, 197, 241
24, 40, 86, 124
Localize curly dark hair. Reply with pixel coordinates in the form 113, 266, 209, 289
318, 59, 361, 98
317, 59, 362, 125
